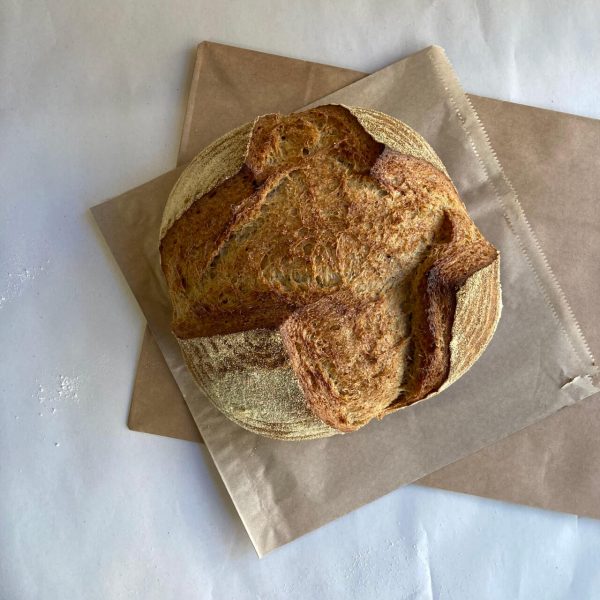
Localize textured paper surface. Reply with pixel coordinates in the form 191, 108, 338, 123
132, 43, 600, 520
92, 44, 598, 555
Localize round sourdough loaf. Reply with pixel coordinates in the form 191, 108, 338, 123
159, 105, 501, 440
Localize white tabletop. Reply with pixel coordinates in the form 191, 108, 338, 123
2, 1, 600, 598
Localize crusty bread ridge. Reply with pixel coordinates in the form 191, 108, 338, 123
160, 105, 501, 439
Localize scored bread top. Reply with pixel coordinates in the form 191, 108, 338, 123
160, 105, 501, 438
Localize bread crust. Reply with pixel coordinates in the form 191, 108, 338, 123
160, 105, 501, 438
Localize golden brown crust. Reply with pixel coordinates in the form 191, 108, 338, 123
280, 287, 410, 432
384, 212, 498, 413
160, 105, 501, 438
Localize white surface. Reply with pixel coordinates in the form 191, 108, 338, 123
2, 1, 600, 597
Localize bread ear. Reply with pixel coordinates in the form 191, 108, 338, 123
160, 121, 255, 242
345, 105, 448, 175
383, 229, 499, 416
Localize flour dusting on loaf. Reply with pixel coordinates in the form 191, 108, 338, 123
160, 105, 501, 439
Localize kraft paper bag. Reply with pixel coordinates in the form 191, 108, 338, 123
131, 43, 600, 521
91, 44, 598, 555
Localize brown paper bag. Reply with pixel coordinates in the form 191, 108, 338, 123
91, 44, 597, 555
131, 43, 600, 521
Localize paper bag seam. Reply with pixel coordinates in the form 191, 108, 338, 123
427, 47, 596, 381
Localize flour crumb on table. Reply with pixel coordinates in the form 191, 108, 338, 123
0, 260, 50, 309
32, 374, 81, 417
